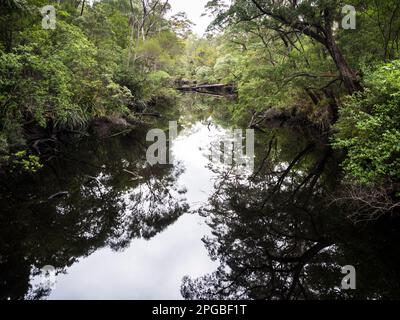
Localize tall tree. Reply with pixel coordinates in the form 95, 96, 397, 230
208, 0, 362, 94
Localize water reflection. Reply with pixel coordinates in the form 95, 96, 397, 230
1, 94, 400, 300
182, 127, 400, 300
0, 129, 189, 299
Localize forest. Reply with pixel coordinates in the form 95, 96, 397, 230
0, 0, 400, 301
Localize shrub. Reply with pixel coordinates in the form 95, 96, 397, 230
333, 60, 400, 185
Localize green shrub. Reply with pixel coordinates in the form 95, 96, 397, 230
0, 134, 9, 165
333, 60, 400, 185
12, 150, 43, 173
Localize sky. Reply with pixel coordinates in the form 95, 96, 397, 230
167, 0, 214, 36
46, 121, 225, 300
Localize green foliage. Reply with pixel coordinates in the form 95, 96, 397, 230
199, 0, 400, 193
339, 0, 400, 63
145, 70, 179, 104
103, 77, 133, 116
213, 53, 238, 83
181, 36, 219, 79
333, 60, 400, 184
195, 66, 215, 83
0, 134, 9, 164
170, 12, 194, 39
12, 150, 43, 173
136, 31, 183, 73
0, 0, 185, 168
0, 45, 81, 135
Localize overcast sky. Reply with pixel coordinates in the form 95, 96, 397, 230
167, 0, 214, 36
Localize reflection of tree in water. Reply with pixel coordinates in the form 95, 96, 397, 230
176, 93, 235, 128
182, 128, 400, 300
0, 131, 188, 300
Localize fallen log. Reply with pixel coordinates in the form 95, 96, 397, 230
176, 83, 236, 95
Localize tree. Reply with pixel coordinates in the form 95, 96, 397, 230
207, 0, 362, 94
170, 12, 194, 39
182, 126, 400, 300
334, 60, 400, 202
0, 131, 188, 299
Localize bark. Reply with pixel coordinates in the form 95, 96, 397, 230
305, 88, 320, 106
323, 88, 340, 123
325, 30, 362, 94
250, 0, 363, 94
80, 0, 85, 16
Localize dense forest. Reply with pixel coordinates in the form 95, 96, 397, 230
1, 0, 399, 218
1, 0, 400, 301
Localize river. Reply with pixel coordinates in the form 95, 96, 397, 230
1, 93, 400, 300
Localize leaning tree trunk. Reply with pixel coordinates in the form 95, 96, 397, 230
325, 30, 362, 94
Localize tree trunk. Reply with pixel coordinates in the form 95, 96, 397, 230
325, 31, 362, 94
80, 0, 85, 16
323, 88, 339, 123
305, 88, 320, 106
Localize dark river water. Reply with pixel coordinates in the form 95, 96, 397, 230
1, 94, 400, 300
